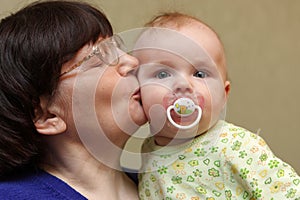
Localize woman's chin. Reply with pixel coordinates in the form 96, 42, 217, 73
130, 100, 147, 126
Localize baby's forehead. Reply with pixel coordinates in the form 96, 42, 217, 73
134, 28, 215, 65
134, 48, 212, 70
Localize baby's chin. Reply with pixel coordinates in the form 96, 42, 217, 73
153, 123, 201, 146
154, 135, 196, 146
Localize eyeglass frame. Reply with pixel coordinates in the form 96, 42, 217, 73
59, 34, 125, 77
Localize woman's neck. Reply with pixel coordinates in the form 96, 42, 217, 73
40, 143, 138, 200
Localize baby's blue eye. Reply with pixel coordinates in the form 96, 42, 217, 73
156, 71, 171, 79
194, 71, 207, 78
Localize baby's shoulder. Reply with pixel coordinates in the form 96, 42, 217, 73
212, 121, 269, 151
215, 121, 260, 139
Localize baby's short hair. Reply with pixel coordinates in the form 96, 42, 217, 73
145, 12, 212, 32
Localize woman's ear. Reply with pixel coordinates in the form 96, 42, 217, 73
34, 96, 67, 135
34, 115, 66, 135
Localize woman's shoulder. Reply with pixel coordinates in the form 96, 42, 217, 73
0, 169, 43, 198
0, 169, 87, 200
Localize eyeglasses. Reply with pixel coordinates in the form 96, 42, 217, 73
60, 34, 126, 76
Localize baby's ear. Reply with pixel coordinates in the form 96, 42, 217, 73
224, 80, 231, 99
33, 97, 66, 135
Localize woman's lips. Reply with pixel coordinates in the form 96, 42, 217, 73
130, 88, 147, 125
131, 88, 143, 105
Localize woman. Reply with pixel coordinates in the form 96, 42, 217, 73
0, 1, 146, 199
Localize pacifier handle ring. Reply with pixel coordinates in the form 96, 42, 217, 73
166, 105, 202, 130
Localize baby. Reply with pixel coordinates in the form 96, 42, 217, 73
133, 12, 300, 199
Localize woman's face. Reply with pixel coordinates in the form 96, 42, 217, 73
57, 38, 147, 150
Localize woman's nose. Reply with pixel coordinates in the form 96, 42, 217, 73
117, 50, 139, 76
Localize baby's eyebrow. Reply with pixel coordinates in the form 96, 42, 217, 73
139, 62, 171, 68
192, 63, 213, 69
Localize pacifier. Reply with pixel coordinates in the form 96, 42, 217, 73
166, 97, 202, 129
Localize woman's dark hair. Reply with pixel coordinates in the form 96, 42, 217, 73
0, 0, 112, 178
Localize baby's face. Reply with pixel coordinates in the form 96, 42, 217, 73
134, 24, 230, 145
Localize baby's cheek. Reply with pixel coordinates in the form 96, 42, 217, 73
162, 93, 175, 109
141, 97, 160, 119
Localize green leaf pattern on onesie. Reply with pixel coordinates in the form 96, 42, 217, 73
138, 120, 300, 200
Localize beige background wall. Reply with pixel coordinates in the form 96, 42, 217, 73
1, 0, 299, 173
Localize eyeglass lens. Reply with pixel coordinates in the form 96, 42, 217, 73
96, 35, 126, 66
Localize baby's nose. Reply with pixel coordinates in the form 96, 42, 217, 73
173, 78, 193, 94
